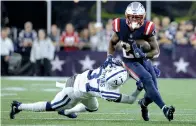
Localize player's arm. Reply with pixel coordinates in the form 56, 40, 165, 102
108, 18, 121, 56
107, 32, 120, 56
115, 88, 141, 104
143, 22, 160, 59
145, 36, 160, 59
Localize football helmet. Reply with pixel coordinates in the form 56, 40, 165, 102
125, 2, 146, 30
105, 66, 128, 87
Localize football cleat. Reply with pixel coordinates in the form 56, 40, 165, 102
138, 99, 149, 121
163, 106, 175, 121
10, 101, 21, 119
58, 110, 77, 118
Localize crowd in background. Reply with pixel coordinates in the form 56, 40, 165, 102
1, 16, 196, 76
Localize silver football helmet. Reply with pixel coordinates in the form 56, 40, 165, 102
105, 66, 128, 88
125, 2, 146, 29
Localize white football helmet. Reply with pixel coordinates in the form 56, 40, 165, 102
105, 66, 128, 88
125, 2, 146, 29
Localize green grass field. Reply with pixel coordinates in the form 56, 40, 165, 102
1, 78, 196, 126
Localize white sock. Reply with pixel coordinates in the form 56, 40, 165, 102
18, 101, 47, 111
64, 103, 86, 115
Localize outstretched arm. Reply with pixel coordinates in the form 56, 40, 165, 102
102, 88, 141, 104
115, 88, 141, 104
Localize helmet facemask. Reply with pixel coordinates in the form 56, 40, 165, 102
125, 13, 145, 30
125, 2, 146, 30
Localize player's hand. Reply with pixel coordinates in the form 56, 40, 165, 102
111, 58, 123, 67
102, 55, 123, 69
153, 65, 161, 77
102, 55, 113, 68
132, 42, 146, 58
136, 80, 143, 91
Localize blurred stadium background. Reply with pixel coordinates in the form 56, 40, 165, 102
1, 0, 196, 125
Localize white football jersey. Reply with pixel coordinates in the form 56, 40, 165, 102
73, 67, 121, 101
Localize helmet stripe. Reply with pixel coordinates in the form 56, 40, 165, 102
106, 70, 126, 81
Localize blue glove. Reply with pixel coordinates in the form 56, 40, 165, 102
131, 42, 146, 59
111, 58, 123, 67
102, 55, 123, 69
136, 80, 143, 91
102, 55, 113, 68
153, 65, 161, 77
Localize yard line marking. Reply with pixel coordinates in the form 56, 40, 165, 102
0, 93, 17, 97
1, 87, 27, 91
1, 98, 28, 100
10, 118, 196, 123
4, 124, 66, 126
1, 111, 196, 115
42, 88, 59, 92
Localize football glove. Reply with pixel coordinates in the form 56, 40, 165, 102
102, 55, 123, 69
131, 42, 146, 59
102, 55, 113, 69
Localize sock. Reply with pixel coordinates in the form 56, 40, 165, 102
18, 101, 47, 111
142, 78, 165, 109
64, 103, 86, 115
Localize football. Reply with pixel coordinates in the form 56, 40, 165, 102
136, 40, 151, 52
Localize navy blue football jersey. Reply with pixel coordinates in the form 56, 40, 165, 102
112, 18, 156, 58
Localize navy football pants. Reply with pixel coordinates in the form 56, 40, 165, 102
123, 58, 165, 109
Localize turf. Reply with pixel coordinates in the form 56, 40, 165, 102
1, 78, 196, 126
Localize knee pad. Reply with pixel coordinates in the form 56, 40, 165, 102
46, 102, 54, 111
85, 107, 98, 112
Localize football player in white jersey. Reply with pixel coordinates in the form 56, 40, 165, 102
10, 61, 142, 119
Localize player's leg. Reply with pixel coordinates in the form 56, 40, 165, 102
123, 59, 168, 120
10, 87, 76, 119
81, 97, 99, 112
141, 60, 175, 121
139, 60, 158, 108
124, 60, 165, 109
63, 97, 99, 115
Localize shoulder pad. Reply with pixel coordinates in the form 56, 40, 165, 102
144, 21, 155, 36
112, 18, 120, 32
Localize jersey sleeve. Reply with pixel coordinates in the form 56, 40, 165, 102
144, 21, 156, 37
112, 18, 121, 33
100, 90, 121, 102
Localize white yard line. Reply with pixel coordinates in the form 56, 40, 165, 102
1, 98, 29, 100
3, 124, 66, 126
0, 93, 17, 97
1, 111, 196, 115
6, 118, 196, 123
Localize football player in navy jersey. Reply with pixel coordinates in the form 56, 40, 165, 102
106, 2, 175, 121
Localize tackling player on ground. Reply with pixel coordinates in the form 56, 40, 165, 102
106, 2, 175, 121
10, 61, 142, 119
